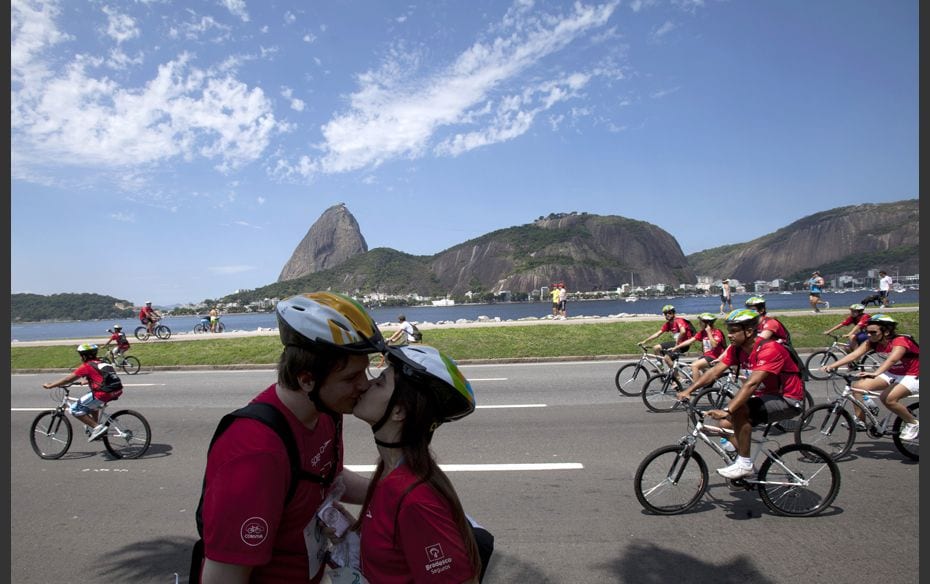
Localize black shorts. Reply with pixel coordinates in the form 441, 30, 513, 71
660, 341, 689, 352
747, 395, 802, 426
809, 292, 821, 298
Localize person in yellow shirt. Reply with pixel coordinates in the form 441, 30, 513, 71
550, 284, 561, 317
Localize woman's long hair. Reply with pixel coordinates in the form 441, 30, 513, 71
355, 369, 481, 578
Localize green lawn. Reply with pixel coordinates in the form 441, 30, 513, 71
10, 310, 919, 370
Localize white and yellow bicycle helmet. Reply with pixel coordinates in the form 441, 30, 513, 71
276, 292, 385, 353
386, 344, 476, 422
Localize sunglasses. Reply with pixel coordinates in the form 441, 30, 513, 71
726, 326, 746, 334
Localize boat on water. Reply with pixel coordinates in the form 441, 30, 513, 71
431, 298, 455, 306
625, 296, 638, 302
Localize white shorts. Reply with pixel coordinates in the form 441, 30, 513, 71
878, 373, 919, 395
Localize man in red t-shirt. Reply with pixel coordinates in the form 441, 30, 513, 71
744, 296, 791, 344
678, 309, 804, 479
139, 301, 162, 335
196, 292, 386, 584
823, 314, 919, 440
43, 343, 122, 441
641, 305, 695, 369
671, 312, 726, 382
822, 303, 871, 352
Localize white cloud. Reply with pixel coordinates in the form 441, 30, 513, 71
110, 211, 136, 222
257, 196, 266, 204
303, 33, 317, 43
219, 0, 250, 22
652, 20, 677, 40
651, 86, 681, 99
284, 11, 296, 25
280, 1, 618, 177
102, 6, 139, 44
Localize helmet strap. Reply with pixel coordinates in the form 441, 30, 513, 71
371, 387, 400, 434
375, 438, 404, 448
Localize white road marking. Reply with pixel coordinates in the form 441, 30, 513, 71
469, 378, 508, 381
476, 404, 546, 409
345, 463, 583, 472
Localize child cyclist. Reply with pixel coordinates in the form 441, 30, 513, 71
822, 303, 871, 352
42, 343, 123, 441
102, 324, 132, 359
670, 313, 726, 382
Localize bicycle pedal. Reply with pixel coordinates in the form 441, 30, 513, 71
727, 478, 753, 491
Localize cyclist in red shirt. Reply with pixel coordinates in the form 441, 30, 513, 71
677, 309, 805, 479
352, 345, 482, 584
744, 296, 791, 343
195, 292, 386, 584
139, 301, 162, 335
822, 303, 871, 352
640, 305, 695, 370
42, 343, 123, 441
671, 312, 726, 381
823, 314, 919, 440
101, 324, 132, 359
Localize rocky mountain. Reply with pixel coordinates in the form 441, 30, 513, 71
686, 200, 919, 281
277, 203, 368, 282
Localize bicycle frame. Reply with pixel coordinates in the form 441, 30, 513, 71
830, 379, 913, 436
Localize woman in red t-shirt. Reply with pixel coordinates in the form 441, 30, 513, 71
824, 314, 919, 440
352, 345, 483, 583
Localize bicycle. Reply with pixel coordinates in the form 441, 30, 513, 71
793, 373, 918, 461
135, 318, 171, 341
99, 350, 141, 375
193, 317, 225, 334
640, 350, 696, 412
634, 400, 840, 517
614, 343, 669, 397
805, 334, 883, 381
689, 371, 814, 432
29, 383, 152, 460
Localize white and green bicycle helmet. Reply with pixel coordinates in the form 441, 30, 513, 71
77, 343, 99, 360
386, 344, 476, 423
726, 308, 760, 327
698, 312, 717, 322
849, 303, 866, 312
661, 305, 676, 314
744, 296, 766, 308
276, 292, 385, 353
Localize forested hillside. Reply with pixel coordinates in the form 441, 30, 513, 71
11, 293, 136, 322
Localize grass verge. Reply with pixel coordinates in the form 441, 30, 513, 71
10, 310, 919, 370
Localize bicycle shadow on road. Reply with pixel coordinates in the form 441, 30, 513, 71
601, 540, 778, 583
98, 442, 174, 461
94, 536, 195, 583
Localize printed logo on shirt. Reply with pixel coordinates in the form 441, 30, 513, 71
241, 517, 269, 547
311, 439, 333, 468
423, 543, 453, 575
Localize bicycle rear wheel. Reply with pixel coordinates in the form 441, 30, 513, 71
805, 351, 839, 381
134, 326, 150, 341
30, 411, 73, 459
756, 443, 840, 517
193, 324, 207, 334
102, 410, 151, 459
634, 444, 708, 515
856, 351, 883, 374
691, 385, 732, 412
120, 356, 141, 375
214, 322, 225, 333
891, 402, 919, 461
614, 363, 651, 397
793, 403, 855, 460
641, 374, 683, 413
155, 324, 171, 340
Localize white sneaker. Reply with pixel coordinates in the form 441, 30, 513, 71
88, 424, 108, 441
823, 301, 830, 309
717, 461, 753, 479
900, 421, 919, 441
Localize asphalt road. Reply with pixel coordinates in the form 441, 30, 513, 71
10, 363, 919, 583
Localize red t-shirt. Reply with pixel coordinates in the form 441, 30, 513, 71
201, 385, 343, 583
660, 317, 694, 343
139, 306, 155, 322
72, 360, 121, 402
694, 328, 725, 359
757, 315, 790, 343
360, 464, 475, 584
872, 336, 920, 376
839, 313, 871, 328
718, 338, 804, 402
108, 332, 131, 351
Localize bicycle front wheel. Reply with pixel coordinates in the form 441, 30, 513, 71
805, 351, 839, 381
642, 374, 684, 413
30, 411, 73, 459
757, 443, 840, 517
134, 326, 149, 341
634, 444, 708, 515
120, 356, 141, 375
214, 322, 225, 333
102, 410, 151, 459
193, 324, 207, 334
891, 402, 919, 461
794, 403, 855, 460
155, 325, 171, 340
614, 363, 651, 397
690, 385, 733, 412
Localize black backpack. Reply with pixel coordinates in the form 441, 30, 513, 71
410, 323, 423, 342
736, 338, 808, 392
683, 319, 697, 337
189, 403, 341, 584
89, 360, 123, 392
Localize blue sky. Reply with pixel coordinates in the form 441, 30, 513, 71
11, 0, 918, 306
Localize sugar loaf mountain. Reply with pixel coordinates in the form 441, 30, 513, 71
222, 199, 918, 303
